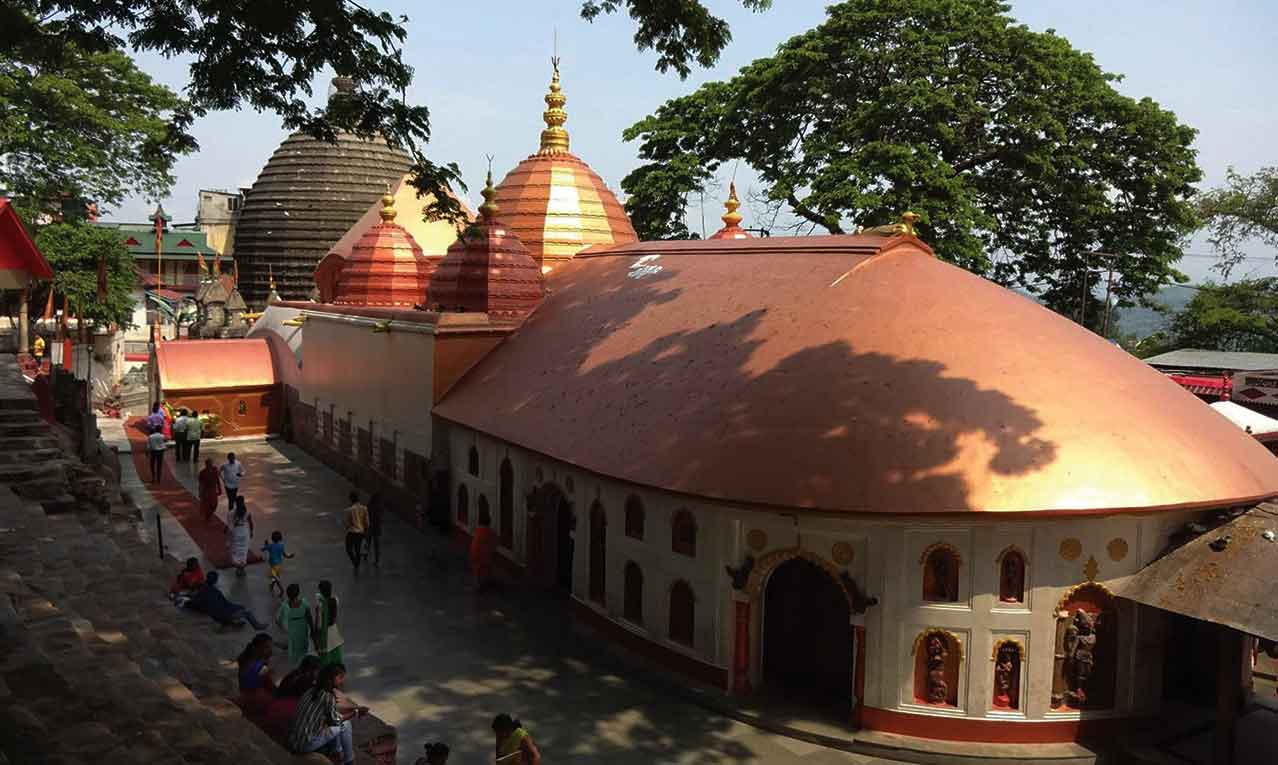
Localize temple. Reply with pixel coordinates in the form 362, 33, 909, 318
199, 60, 1278, 749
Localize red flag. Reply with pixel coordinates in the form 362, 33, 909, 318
197, 252, 208, 274
59, 296, 68, 335
41, 288, 54, 321
213, 252, 222, 275
232, 258, 239, 285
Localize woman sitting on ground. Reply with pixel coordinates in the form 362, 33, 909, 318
169, 557, 205, 599
261, 655, 321, 740
236, 633, 277, 721
186, 571, 270, 630
287, 663, 367, 765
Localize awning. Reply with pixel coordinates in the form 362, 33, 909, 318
1170, 373, 1232, 397
1107, 503, 1278, 641
1210, 401, 1278, 441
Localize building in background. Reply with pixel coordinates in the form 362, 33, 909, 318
194, 188, 242, 256
1144, 349, 1278, 408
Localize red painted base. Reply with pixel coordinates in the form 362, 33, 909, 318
860, 706, 1142, 743
571, 598, 727, 689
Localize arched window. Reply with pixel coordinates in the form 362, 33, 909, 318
671, 509, 697, 557
992, 640, 1023, 710
623, 562, 644, 625
669, 580, 695, 647
912, 629, 961, 707
997, 548, 1027, 604
921, 543, 961, 602
467, 446, 479, 477
478, 494, 491, 527
624, 495, 645, 540
499, 458, 514, 549
588, 502, 607, 605
457, 484, 469, 525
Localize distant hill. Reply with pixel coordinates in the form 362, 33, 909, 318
1114, 285, 1197, 339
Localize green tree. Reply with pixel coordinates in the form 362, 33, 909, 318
1157, 279, 1278, 354
581, 1, 773, 77
1197, 166, 1278, 277
0, 42, 191, 220
1, 0, 466, 223
620, 0, 1202, 321
33, 223, 137, 329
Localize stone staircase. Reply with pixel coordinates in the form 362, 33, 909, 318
0, 357, 393, 764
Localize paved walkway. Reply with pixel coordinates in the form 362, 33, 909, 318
102, 422, 899, 765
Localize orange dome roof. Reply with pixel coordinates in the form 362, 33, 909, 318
492, 60, 637, 271
436, 232, 1278, 516
428, 171, 544, 317
332, 191, 438, 307
708, 182, 752, 240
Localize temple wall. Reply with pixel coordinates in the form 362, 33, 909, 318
441, 420, 1211, 741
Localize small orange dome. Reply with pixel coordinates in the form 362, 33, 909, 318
708, 182, 752, 240
492, 59, 637, 271
428, 171, 544, 317
332, 191, 438, 307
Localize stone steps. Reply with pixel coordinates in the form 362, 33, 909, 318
0, 447, 63, 465
0, 460, 66, 483
0, 421, 51, 437
0, 409, 42, 424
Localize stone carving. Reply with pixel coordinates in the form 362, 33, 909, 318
998, 549, 1025, 603
1062, 611, 1098, 707
925, 635, 949, 704
746, 529, 768, 552
1106, 537, 1128, 562
831, 541, 854, 565
1083, 555, 1099, 581
1059, 538, 1082, 561
838, 571, 879, 614
993, 643, 1019, 709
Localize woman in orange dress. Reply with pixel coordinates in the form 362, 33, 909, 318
198, 457, 222, 521
469, 508, 496, 590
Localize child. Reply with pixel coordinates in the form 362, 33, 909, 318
416, 742, 449, 765
261, 531, 294, 597
169, 557, 205, 602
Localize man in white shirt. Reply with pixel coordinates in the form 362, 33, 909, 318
220, 453, 244, 512
187, 411, 204, 465
172, 409, 189, 463
146, 429, 167, 483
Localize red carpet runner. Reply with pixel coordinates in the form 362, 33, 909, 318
125, 417, 262, 569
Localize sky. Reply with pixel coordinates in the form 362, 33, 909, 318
110, 0, 1278, 284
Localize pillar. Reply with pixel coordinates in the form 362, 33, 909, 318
17, 287, 29, 354
733, 597, 752, 694
1213, 625, 1244, 765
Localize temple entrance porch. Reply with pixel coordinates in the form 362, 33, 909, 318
525, 482, 574, 593
763, 557, 854, 716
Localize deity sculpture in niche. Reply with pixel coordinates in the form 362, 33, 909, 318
1051, 582, 1115, 710
992, 642, 1020, 709
926, 635, 949, 703
998, 549, 1026, 603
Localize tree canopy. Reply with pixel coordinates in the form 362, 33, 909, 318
33, 223, 137, 329
620, 0, 1202, 322
1131, 280, 1278, 356
1197, 166, 1278, 277
1, 0, 466, 223
581, 0, 773, 77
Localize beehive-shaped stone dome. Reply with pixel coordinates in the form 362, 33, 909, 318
232, 78, 411, 305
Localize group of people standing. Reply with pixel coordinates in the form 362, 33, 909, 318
141, 402, 205, 483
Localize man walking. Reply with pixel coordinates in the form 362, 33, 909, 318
172, 409, 189, 463
220, 453, 244, 512
146, 426, 167, 483
343, 491, 369, 571
187, 410, 203, 464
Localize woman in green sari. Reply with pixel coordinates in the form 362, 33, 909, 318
275, 583, 313, 664
313, 580, 344, 666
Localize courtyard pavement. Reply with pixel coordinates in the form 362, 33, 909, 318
106, 424, 901, 765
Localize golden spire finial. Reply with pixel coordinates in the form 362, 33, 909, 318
722, 182, 743, 229
379, 182, 396, 223
859, 211, 922, 237
479, 155, 499, 221
538, 56, 570, 155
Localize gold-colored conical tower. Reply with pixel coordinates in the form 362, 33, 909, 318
709, 182, 752, 240
538, 57, 570, 155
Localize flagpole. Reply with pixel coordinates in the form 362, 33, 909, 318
154, 207, 163, 342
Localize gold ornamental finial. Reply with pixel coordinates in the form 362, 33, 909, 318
478, 155, 499, 221
379, 182, 396, 223
538, 57, 570, 155
859, 211, 921, 237
722, 182, 743, 229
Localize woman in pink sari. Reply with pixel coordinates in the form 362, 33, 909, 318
198, 458, 222, 521
469, 508, 496, 591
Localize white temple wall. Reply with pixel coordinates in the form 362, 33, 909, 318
300, 314, 435, 464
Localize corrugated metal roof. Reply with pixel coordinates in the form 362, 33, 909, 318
1108, 503, 1278, 641
1144, 349, 1278, 372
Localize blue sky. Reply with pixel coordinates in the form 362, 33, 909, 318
113, 0, 1278, 283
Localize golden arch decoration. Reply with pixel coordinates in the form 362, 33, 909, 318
918, 541, 963, 566
990, 637, 1025, 662
911, 628, 965, 664
743, 546, 855, 612
1055, 580, 1115, 613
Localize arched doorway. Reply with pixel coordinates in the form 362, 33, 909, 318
588, 501, 606, 604
762, 557, 852, 715
526, 483, 574, 593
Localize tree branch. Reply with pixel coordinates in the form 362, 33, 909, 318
787, 193, 843, 234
